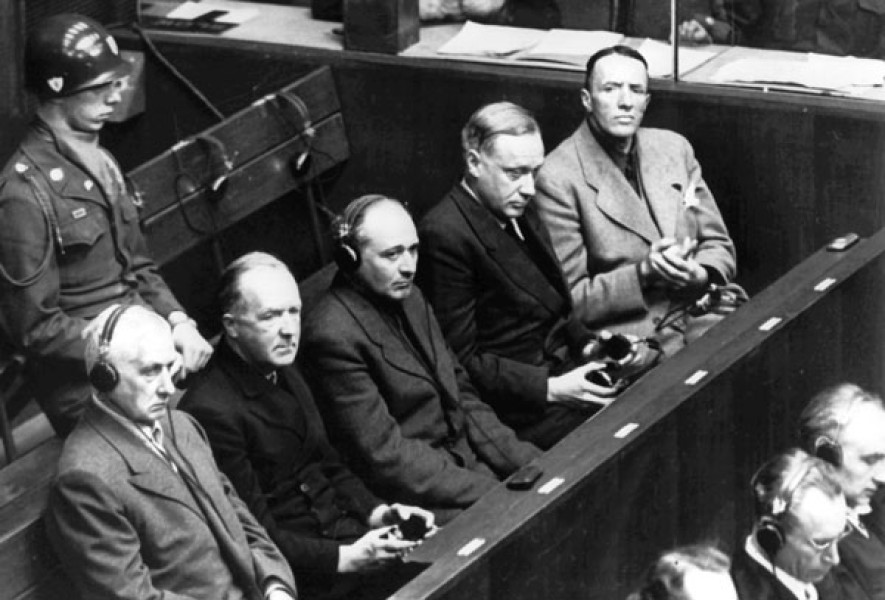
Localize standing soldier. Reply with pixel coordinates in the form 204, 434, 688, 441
0, 14, 212, 436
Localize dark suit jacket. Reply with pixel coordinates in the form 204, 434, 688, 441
179, 341, 381, 580
732, 544, 864, 600
417, 184, 592, 444
301, 274, 540, 516
839, 515, 885, 600
45, 404, 295, 600
732, 548, 805, 600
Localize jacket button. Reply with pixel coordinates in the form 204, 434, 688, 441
300, 483, 310, 493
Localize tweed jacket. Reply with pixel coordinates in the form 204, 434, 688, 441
45, 404, 295, 600
301, 273, 540, 515
535, 121, 737, 345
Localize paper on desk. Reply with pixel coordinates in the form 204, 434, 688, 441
711, 55, 885, 91
518, 29, 623, 66
636, 39, 718, 78
437, 21, 546, 57
167, 1, 258, 24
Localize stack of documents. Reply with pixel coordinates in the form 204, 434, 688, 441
710, 53, 885, 92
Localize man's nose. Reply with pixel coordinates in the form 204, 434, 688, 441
400, 252, 417, 274
617, 87, 634, 108
824, 542, 840, 566
279, 313, 299, 336
158, 367, 176, 394
519, 173, 535, 197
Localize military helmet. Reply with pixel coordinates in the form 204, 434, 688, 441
26, 13, 131, 97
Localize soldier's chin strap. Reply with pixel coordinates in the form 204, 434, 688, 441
0, 168, 60, 287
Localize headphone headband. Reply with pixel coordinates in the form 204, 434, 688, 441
91, 305, 130, 393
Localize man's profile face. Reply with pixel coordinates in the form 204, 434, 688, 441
55, 78, 126, 134
466, 132, 545, 221
581, 54, 650, 139
356, 201, 419, 302
225, 267, 302, 371
834, 403, 885, 510
776, 488, 848, 583
107, 321, 180, 425
680, 568, 737, 600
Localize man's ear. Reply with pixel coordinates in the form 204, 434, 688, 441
465, 149, 483, 179
580, 88, 593, 114
221, 313, 238, 339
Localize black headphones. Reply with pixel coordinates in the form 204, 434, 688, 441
89, 305, 130, 393
332, 194, 407, 273
753, 456, 815, 557
811, 395, 864, 468
273, 91, 315, 178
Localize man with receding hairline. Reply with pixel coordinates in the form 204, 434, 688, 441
181, 252, 435, 600
536, 45, 740, 360
418, 101, 629, 450
302, 195, 540, 522
799, 383, 885, 600
46, 304, 295, 600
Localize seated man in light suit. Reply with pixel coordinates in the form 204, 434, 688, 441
732, 448, 859, 600
418, 101, 627, 450
535, 45, 743, 359
181, 252, 435, 600
799, 383, 885, 600
302, 195, 541, 523
45, 304, 296, 600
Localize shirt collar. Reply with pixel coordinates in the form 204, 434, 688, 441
848, 506, 871, 538
92, 395, 162, 453
744, 535, 818, 600
459, 178, 523, 237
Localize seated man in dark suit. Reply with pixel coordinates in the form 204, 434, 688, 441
302, 195, 541, 522
732, 448, 855, 600
535, 45, 743, 360
180, 252, 435, 600
45, 304, 296, 600
418, 101, 636, 450
627, 544, 738, 600
799, 383, 885, 600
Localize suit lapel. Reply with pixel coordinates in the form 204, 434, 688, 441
635, 131, 679, 239
83, 405, 206, 523
331, 277, 437, 386
575, 122, 660, 244
162, 411, 259, 597
450, 186, 567, 314
215, 342, 308, 442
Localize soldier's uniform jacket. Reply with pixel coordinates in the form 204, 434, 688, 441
0, 119, 181, 369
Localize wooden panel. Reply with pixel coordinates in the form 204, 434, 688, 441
130, 67, 342, 219
392, 230, 885, 598
142, 113, 348, 264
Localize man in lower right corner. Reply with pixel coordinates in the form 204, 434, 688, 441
799, 383, 885, 600
733, 448, 856, 600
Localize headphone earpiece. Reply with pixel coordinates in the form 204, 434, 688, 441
333, 222, 360, 272
756, 515, 786, 557
89, 305, 129, 393
272, 91, 314, 179
814, 435, 843, 467
195, 134, 233, 203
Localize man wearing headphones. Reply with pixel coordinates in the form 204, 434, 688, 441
731, 448, 854, 600
0, 14, 212, 436
46, 304, 296, 600
799, 383, 885, 600
301, 195, 540, 523
180, 252, 435, 599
